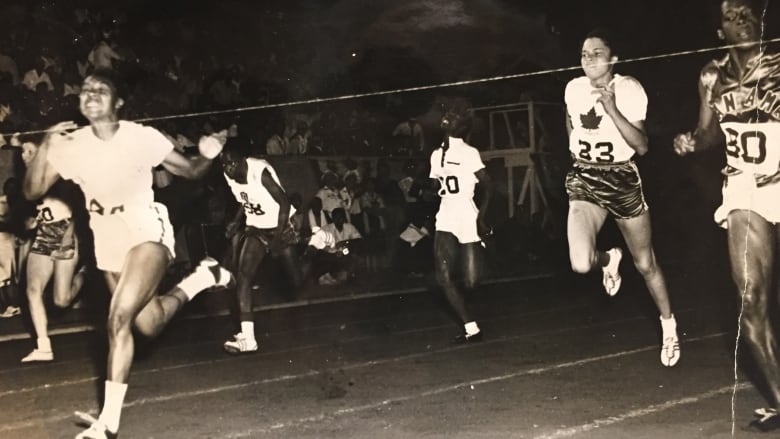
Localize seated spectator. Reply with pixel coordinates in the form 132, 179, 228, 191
305, 196, 329, 232
317, 208, 362, 285
286, 121, 309, 155
315, 172, 350, 222
21, 57, 54, 92
0, 193, 20, 318
359, 178, 387, 272
392, 117, 425, 156
343, 172, 363, 231
88, 39, 122, 70
265, 132, 287, 156
398, 161, 418, 205
0, 177, 34, 318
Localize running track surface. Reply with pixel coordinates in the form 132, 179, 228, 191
0, 268, 768, 439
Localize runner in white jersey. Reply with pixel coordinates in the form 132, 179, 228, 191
674, 0, 780, 430
22, 69, 233, 439
429, 105, 492, 343
565, 28, 679, 367
18, 139, 87, 363
220, 144, 333, 354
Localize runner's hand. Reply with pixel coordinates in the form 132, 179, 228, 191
673, 132, 696, 156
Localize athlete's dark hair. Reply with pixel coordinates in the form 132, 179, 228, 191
85, 68, 128, 100
710, 0, 768, 29
221, 136, 250, 160
582, 27, 622, 58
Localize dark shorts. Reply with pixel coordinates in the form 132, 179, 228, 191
565, 161, 648, 220
30, 219, 75, 260
235, 222, 299, 256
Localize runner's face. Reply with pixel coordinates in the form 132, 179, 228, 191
720, 0, 761, 46
581, 37, 614, 81
79, 76, 119, 121
221, 152, 247, 180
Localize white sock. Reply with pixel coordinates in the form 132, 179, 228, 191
37, 337, 51, 352
177, 267, 212, 300
241, 321, 255, 340
464, 321, 480, 336
98, 380, 128, 433
660, 314, 677, 338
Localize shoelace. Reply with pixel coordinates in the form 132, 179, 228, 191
662, 337, 679, 353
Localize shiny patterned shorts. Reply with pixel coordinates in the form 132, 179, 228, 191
566, 161, 648, 220
235, 221, 300, 256
31, 218, 75, 260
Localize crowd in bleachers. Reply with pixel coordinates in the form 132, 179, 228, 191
0, 2, 561, 315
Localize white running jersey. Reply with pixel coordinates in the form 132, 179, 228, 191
47, 121, 174, 215
429, 137, 484, 200
708, 51, 780, 176
565, 74, 647, 164
37, 196, 71, 223
224, 158, 295, 229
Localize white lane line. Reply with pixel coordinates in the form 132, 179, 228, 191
533, 383, 752, 439
231, 333, 727, 438
0, 301, 594, 393
0, 273, 554, 343
0, 324, 96, 343
0, 336, 731, 437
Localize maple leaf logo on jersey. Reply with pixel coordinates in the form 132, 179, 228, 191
580, 107, 602, 130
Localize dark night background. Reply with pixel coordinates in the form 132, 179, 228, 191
1, 0, 779, 277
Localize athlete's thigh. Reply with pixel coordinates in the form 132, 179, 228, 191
726, 210, 776, 283
237, 235, 268, 278
434, 231, 461, 285
434, 231, 460, 269
110, 242, 170, 320
615, 211, 654, 259
461, 242, 483, 285
567, 200, 608, 251
51, 251, 79, 303
26, 251, 54, 292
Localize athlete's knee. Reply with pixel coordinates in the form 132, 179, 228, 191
462, 269, 480, 290
632, 254, 657, 278
106, 309, 135, 338
26, 283, 45, 299
435, 269, 453, 288
739, 283, 770, 318
53, 291, 71, 308
570, 252, 595, 274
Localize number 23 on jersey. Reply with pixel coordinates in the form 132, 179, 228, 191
576, 140, 615, 163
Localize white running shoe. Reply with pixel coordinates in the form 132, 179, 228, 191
198, 257, 235, 291
601, 247, 623, 296
74, 411, 117, 439
308, 227, 335, 250
0, 305, 21, 318
223, 333, 258, 354
661, 336, 680, 367
21, 348, 53, 363
660, 315, 681, 367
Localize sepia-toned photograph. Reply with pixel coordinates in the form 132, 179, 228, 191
1, 0, 780, 437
